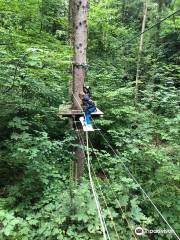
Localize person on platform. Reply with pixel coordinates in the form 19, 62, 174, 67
79, 91, 96, 127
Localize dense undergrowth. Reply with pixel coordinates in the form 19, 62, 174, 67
0, 0, 179, 239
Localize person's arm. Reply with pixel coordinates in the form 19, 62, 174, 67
83, 94, 90, 101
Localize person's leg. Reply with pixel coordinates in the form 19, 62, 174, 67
84, 106, 96, 126
88, 106, 96, 113
87, 106, 96, 125
84, 111, 91, 125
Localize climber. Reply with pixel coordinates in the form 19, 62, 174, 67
79, 91, 96, 127
83, 85, 91, 97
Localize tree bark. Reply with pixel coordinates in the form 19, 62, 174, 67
70, 0, 88, 178
72, 0, 88, 110
135, 0, 148, 101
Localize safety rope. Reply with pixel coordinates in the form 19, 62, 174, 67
85, 131, 110, 240
90, 161, 121, 240
72, 93, 85, 113
88, 137, 138, 240
73, 115, 110, 240
77, 130, 120, 240
78, 133, 111, 240
92, 120, 180, 240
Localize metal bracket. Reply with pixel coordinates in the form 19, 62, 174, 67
73, 62, 88, 69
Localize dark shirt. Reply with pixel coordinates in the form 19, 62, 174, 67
83, 86, 91, 97
82, 94, 95, 109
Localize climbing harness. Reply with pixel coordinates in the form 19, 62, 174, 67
73, 62, 88, 69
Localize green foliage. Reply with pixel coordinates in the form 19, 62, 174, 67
0, 0, 179, 239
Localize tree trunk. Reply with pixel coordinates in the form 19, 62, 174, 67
72, 0, 88, 110
70, 0, 88, 178
135, 0, 148, 101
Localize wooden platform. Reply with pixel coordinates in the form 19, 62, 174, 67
58, 104, 104, 117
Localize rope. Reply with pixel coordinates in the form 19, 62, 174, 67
125, 9, 180, 46
92, 121, 180, 240
88, 138, 138, 240
78, 130, 120, 240
90, 161, 121, 240
73, 116, 110, 240
85, 131, 110, 240
72, 93, 85, 113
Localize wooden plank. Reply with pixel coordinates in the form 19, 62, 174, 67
58, 104, 104, 117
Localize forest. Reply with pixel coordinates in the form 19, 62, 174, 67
0, 0, 180, 239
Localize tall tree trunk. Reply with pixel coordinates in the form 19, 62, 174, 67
71, 0, 88, 178
135, 0, 148, 101
72, 0, 88, 109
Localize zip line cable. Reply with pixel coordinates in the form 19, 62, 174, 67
87, 137, 138, 240
75, 126, 111, 240
77, 129, 120, 240
75, 131, 111, 240
86, 131, 110, 240
92, 120, 180, 240
123, 9, 180, 47
90, 160, 120, 240
73, 117, 110, 240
